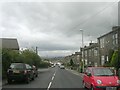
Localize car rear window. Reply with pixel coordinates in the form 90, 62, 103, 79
93, 68, 114, 76
10, 63, 25, 70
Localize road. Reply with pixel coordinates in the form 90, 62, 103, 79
2, 66, 85, 89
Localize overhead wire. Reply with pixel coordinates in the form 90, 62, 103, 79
66, 0, 119, 35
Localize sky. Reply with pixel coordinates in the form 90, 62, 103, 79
0, 0, 119, 57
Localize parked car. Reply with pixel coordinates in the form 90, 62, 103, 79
7, 63, 34, 84
83, 67, 120, 90
59, 65, 65, 69
32, 65, 38, 77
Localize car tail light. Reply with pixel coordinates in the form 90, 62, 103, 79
23, 70, 27, 74
7, 69, 12, 73
21, 70, 27, 74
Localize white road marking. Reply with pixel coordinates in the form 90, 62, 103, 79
47, 82, 52, 90
47, 71, 56, 90
52, 76, 54, 81
53, 72, 56, 77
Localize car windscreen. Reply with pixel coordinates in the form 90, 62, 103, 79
93, 68, 114, 76
10, 63, 25, 70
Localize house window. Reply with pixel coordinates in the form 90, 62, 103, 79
85, 59, 87, 65
100, 38, 104, 48
100, 39, 102, 48
89, 50, 91, 56
94, 49, 98, 56
85, 51, 87, 57
101, 56, 105, 66
115, 33, 118, 44
113, 33, 118, 45
94, 63, 97, 67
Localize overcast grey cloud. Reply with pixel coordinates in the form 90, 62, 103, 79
1, 1, 118, 57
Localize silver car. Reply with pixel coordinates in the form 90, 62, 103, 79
59, 65, 65, 69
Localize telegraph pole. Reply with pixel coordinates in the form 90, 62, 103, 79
36, 46, 38, 55
80, 29, 84, 72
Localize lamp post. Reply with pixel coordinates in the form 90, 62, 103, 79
80, 29, 84, 48
80, 29, 84, 72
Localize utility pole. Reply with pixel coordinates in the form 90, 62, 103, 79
36, 46, 38, 55
80, 29, 84, 72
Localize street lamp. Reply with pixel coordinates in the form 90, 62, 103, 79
80, 29, 84, 72
80, 29, 84, 48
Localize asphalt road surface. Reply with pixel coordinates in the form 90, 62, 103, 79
2, 66, 85, 89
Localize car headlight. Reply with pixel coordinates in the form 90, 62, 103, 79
117, 80, 120, 84
97, 80, 102, 84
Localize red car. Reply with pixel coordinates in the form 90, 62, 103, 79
83, 67, 120, 90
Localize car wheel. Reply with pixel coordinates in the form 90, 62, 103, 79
90, 85, 94, 90
36, 74, 38, 77
32, 75, 35, 80
32, 76, 35, 80
83, 81, 86, 88
7, 79, 12, 84
26, 77, 30, 84
117, 87, 119, 90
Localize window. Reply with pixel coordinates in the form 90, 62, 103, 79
93, 68, 114, 76
94, 63, 97, 67
26, 64, 31, 69
85, 59, 87, 65
10, 63, 25, 70
89, 50, 91, 56
94, 49, 98, 56
100, 38, 104, 48
101, 56, 105, 66
100, 39, 102, 48
113, 33, 118, 45
85, 51, 87, 57
115, 33, 118, 44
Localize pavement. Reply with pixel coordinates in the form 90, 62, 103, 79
1, 79, 7, 86
66, 68, 84, 78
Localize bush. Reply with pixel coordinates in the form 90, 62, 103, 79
39, 61, 50, 68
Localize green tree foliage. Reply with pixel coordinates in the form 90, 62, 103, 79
2, 49, 13, 78
110, 50, 120, 70
70, 59, 74, 66
2, 49, 42, 79
108, 49, 114, 63
39, 61, 50, 68
21, 49, 41, 68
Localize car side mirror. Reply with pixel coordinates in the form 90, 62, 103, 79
87, 72, 92, 77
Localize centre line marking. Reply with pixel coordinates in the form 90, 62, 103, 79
47, 82, 52, 90
47, 71, 56, 90
52, 76, 54, 81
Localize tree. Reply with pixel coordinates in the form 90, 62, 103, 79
70, 59, 74, 66
21, 49, 41, 68
2, 49, 42, 79
110, 50, 120, 70
108, 49, 114, 63
2, 49, 12, 78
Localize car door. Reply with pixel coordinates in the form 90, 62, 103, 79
84, 68, 90, 88
26, 64, 32, 79
28, 65, 34, 79
86, 69, 92, 88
